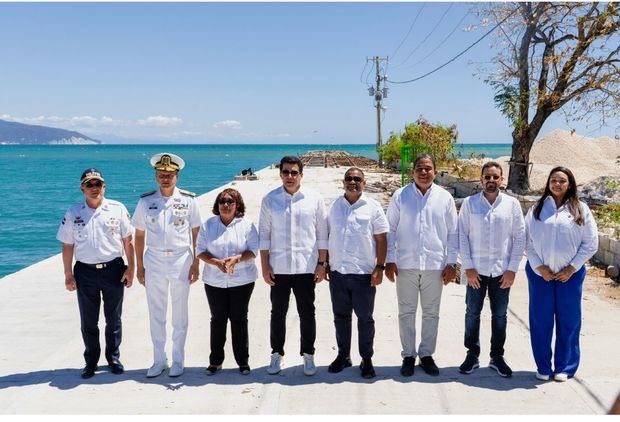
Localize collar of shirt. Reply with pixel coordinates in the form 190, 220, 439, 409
217, 216, 242, 229
544, 195, 569, 212
81, 198, 111, 215
279, 185, 306, 199
413, 182, 435, 198
342, 193, 368, 208
479, 191, 503, 209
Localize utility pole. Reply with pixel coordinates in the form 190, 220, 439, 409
367, 56, 388, 166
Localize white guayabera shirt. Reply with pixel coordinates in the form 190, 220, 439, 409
259, 186, 328, 275
386, 183, 458, 270
196, 216, 259, 288
458, 192, 526, 278
328, 194, 389, 275
525, 196, 598, 275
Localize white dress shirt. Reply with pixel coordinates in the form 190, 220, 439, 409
328, 194, 389, 275
131, 187, 201, 252
196, 215, 259, 287
387, 183, 458, 270
458, 191, 525, 277
525, 196, 598, 275
57, 198, 134, 264
259, 186, 328, 274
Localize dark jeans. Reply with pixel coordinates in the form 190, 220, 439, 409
74, 257, 126, 366
270, 273, 316, 356
464, 274, 510, 359
204, 282, 254, 366
329, 271, 376, 359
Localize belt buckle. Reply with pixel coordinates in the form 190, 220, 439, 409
95, 263, 104, 269
164, 251, 173, 257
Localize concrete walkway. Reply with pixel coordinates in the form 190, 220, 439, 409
1, 167, 618, 414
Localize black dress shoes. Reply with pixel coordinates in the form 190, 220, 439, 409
419, 356, 440, 376
360, 358, 376, 379
81, 364, 98, 379
400, 356, 415, 377
108, 360, 125, 374
328, 355, 352, 373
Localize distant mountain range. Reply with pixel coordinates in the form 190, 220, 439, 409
0, 119, 100, 145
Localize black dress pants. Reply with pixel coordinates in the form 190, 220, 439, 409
74, 257, 126, 366
204, 282, 255, 366
270, 273, 316, 356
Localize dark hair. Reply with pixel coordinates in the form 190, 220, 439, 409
533, 166, 583, 225
212, 188, 246, 218
344, 167, 365, 178
280, 156, 303, 173
481, 161, 503, 176
413, 153, 436, 170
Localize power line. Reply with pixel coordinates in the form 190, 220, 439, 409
359, 59, 370, 85
410, 10, 470, 68
387, 8, 517, 85
394, 3, 453, 68
390, 3, 426, 61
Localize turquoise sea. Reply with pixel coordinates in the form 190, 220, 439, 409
0, 143, 511, 278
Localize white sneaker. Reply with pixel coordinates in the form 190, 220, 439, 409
303, 353, 317, 376
554, 373, 568, 382
169, 362, 184, 377
147, 360, 168, 378
536, 371, 550, 381
267, 353, 282, 375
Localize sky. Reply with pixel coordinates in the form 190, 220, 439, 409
0, 2, 618, 144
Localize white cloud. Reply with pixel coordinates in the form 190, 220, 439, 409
137, 115, 183, 127
212, 120, 242, 129
240, 132, 291, 139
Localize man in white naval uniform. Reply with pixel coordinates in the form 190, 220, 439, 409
132, 153, 201, 378
57, 168, 135, 379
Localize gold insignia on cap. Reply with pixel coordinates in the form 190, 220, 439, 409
155, 154, 180, 171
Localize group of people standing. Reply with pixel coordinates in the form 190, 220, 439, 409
57, 152, 598, 383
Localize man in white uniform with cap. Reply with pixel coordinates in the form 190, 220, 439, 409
132, 153, 201, 378
57, 168, 135, 379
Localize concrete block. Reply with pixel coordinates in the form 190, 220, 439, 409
598, 234, 610, 251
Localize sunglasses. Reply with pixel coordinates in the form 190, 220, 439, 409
280, 170, 300, 177
344, 176, 364, 182
218, 198, 236, 205
84, 181, 103, 188
483, 175, 501, 181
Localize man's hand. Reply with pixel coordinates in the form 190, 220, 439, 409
263, 264, 276, 286
314, 265, 326, 283
188, 262, 200, 283
213, 258, 228, 274
385, 263, 398, 283
499, 270, 516, 289
65, 273, 77, 291
370, 267, 384, 287
442, 265, 457, 285
224, 255, 241, 275
554, 265, 576, 283
537, 265, 555, 282
121, 266, 134, 288
466, 268, 481, 289
137, 266, 146, 286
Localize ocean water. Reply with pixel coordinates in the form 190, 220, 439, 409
0, 143, 511, 278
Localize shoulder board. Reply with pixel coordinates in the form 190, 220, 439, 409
179, 189, 196, 197
140, 190, 157, 198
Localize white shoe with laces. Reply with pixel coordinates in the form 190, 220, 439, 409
536, 371, 550, 381
303, 353, 317, 376
267, 353, 282, 375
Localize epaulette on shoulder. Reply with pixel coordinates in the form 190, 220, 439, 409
179, 188, 196, 197
140, 190, 157, 198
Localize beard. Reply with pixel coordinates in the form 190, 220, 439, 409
484, 184, 499, 193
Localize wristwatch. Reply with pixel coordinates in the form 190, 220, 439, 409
375, 264, 386, 270
318, 261, 329, 268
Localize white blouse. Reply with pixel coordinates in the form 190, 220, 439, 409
196, 215, 259, 287
525, 196, 598, 275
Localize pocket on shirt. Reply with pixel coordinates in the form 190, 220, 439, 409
352, 216, 371, 232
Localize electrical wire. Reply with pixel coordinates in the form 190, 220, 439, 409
359, 59, 370, 85
390, 3, 426, 61
410, 11, 470, 68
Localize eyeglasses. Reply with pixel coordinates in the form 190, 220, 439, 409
218, 198, 236, 205
483, 175, 501, 181
344, 176, 363, 182
84, 181, 103, 188
281, 170, 300, 177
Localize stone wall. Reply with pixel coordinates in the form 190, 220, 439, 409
594, 233, 620, 271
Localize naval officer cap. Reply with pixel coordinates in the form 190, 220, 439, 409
80, 168, 105, 184
150, 152, 185, 172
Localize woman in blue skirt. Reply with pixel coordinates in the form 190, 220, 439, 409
524, 166, 598, 382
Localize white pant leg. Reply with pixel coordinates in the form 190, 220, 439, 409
396, 268, 421, 358
417, 269, 444, 358
144, 251, 169, 365
168, 251, 192, 366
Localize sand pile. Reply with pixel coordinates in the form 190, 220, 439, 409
496, 129, 620, 191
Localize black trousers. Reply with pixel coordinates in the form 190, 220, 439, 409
74, 257, 126, 366
329, 271, 376, 359
204, 282, 255, 366
270, 273, 316, 356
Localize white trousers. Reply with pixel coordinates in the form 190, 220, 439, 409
144, 249, 193, 366
396, 268, 444, 359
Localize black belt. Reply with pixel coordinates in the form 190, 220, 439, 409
77, 257, 124, 270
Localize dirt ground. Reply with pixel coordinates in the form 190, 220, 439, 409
586, 262, 620, 303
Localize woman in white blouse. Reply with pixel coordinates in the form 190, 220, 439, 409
196, 188, 259, 375
525, 166, 598, 382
